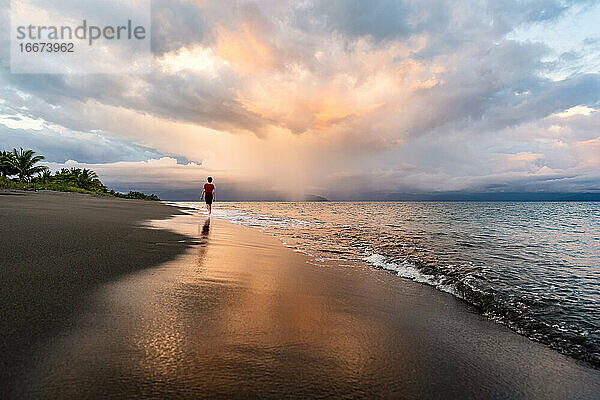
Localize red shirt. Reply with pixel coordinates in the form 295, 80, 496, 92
204, 183, 215, 195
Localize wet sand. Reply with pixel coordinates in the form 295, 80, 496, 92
0, 191, 193, 397
2, 192, 599, 398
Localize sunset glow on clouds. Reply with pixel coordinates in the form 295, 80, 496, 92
1, 0, 599, 199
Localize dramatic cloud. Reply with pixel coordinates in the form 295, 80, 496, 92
1, 0, 599, 199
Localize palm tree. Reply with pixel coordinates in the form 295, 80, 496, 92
77, 168, 99, 189
53, 168, 70, 184
65, 167, 81, 185
36, 169, 52, 184
0, 150, 16, 177
10, 148, 48, 182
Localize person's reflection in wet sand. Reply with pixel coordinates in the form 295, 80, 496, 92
200, 218, 211, 238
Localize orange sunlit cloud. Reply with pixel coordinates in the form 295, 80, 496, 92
216, 23, 279, 74
2, 0, 600, 198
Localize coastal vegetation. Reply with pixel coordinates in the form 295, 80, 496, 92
0, 148, 160, 200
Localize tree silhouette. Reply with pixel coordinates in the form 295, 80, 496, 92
0, 150, 16, 177
10, 148, 48, 182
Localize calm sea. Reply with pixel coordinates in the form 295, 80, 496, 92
174, 201, 600, 367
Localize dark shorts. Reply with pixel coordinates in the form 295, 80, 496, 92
205, 194, 213, 205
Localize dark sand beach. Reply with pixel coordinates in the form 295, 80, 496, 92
0, 191, 193, 397
1, 191, 599, 399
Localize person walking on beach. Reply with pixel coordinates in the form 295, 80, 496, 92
200, 177, 216, 215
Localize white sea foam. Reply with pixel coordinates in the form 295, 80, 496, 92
170, 202, 460, 297
363, 254, 460, 297
165, 202, 310, 229
171, 202, 460, 298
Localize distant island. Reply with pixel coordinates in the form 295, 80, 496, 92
0, 147, 160, 201
303, 194, 329, 202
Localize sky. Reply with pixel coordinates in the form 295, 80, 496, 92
1, 0, 599, 200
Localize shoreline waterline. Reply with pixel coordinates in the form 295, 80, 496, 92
168, 201, 600, 368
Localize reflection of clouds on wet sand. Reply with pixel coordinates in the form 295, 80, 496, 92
26, 214, 404, 397
24, 214, 600, 398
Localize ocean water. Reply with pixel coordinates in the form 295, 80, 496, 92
173, 201, 600, 367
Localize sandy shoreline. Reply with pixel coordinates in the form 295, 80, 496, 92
1, 191, 599, 398
0, 191, 193, 396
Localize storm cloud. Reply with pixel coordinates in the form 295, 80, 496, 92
1, 0, 599, 199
